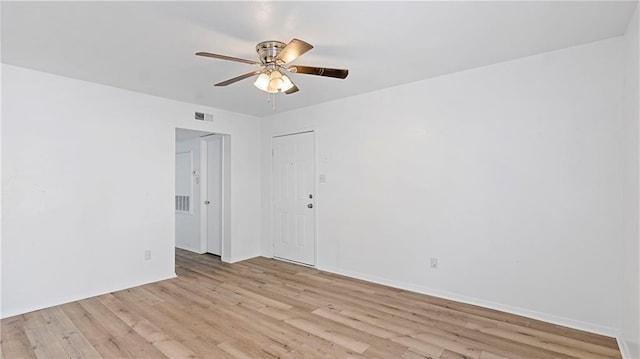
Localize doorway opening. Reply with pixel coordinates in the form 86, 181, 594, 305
175, 128, 231, 263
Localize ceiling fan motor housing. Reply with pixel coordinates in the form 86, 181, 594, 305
256, 41, 287, 64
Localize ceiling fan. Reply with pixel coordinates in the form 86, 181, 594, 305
196, 38, 349, 95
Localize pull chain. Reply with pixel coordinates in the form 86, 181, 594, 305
265, 93, 278, 111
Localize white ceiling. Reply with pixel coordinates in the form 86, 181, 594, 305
2, 1, 637, 117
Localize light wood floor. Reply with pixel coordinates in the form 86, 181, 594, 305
1, 249, 622, 359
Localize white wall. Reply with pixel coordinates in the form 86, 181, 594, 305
621, 7, 640, 359
175, 138, 202, 253
1, 64, 262, 318
262, 37, 626, 334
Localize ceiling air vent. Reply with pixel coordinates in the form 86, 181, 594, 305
194, 112, 214, 122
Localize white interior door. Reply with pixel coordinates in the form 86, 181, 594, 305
206, 136, 222, 255
273, 131, 316, 265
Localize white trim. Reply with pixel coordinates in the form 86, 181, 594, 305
273, 256, 316, 268
197, 134, 229, 259
617, 336, 635, 359
271, 129, 316, 138
270, 130, 317, 267
175, 244, 204, 254
273, 130, 315, 138
199, 138, 208, 253
200, 138, 211, 254
227, 253, 261, 264
312, 131, 319, 268
220, 135, 228, 260
0, 273, 177, 319
220, 134, 232, 263
318, 264, 620, 338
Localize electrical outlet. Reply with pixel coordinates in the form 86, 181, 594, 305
145, 250, 151, 261
430, 257, 438, 269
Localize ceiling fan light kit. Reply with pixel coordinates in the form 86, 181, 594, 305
254, 70, 294, 94
196, 38, 349, 105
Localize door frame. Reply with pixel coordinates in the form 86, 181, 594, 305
199, 134, 231, 261
271, 129, 318, 267
173, 128, 231, 264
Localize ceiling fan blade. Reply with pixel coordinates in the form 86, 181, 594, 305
285, 84, 299, 95
275, 39, 313, 64
196, 52, 262, 66
290, 65, 349, 79
214, 71, 262, 86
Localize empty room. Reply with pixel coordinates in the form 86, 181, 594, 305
1, 1, 639, 358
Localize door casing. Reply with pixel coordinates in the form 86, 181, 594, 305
271, 130, 317, 266
203, 135, 223, 256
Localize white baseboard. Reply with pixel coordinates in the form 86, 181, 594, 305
318, 264, 619, 338
227, 253, 261, 264
617, 336, 631, 359
617, 335, 640, 359
0, 273, 177, 319
175, 244, 205, 254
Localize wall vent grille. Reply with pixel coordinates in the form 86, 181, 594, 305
176, 195, 191, 213
195, 112, 214, 122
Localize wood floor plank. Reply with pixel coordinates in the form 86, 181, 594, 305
198, 300, 369, 358
1, 339, 38, 359
40, 306, 102, 359
58, 302, 113, 345
465, 321, 621, 358
76, 296, 168, 358
402, 348, 430, 359
179, 336, 236, 359
440, 349, 472, 359
285, 318, 370, 354
392, 335, 446, 358
77, 298, 131, 338
312, 307, 399, 339
97, 293, 200, 358
109, 331, 169, 359
479, 351, 511, 359
24, 324, 69, 359
1, 316, 38, 359
1, 249, 623, 359
220, 282, 294, 310
491, 320, 621, 357
58, 302, 144, 358
411, 332, 482, 359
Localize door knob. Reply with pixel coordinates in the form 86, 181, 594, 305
204, 200, 210, 205
307, 203, 313, 209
